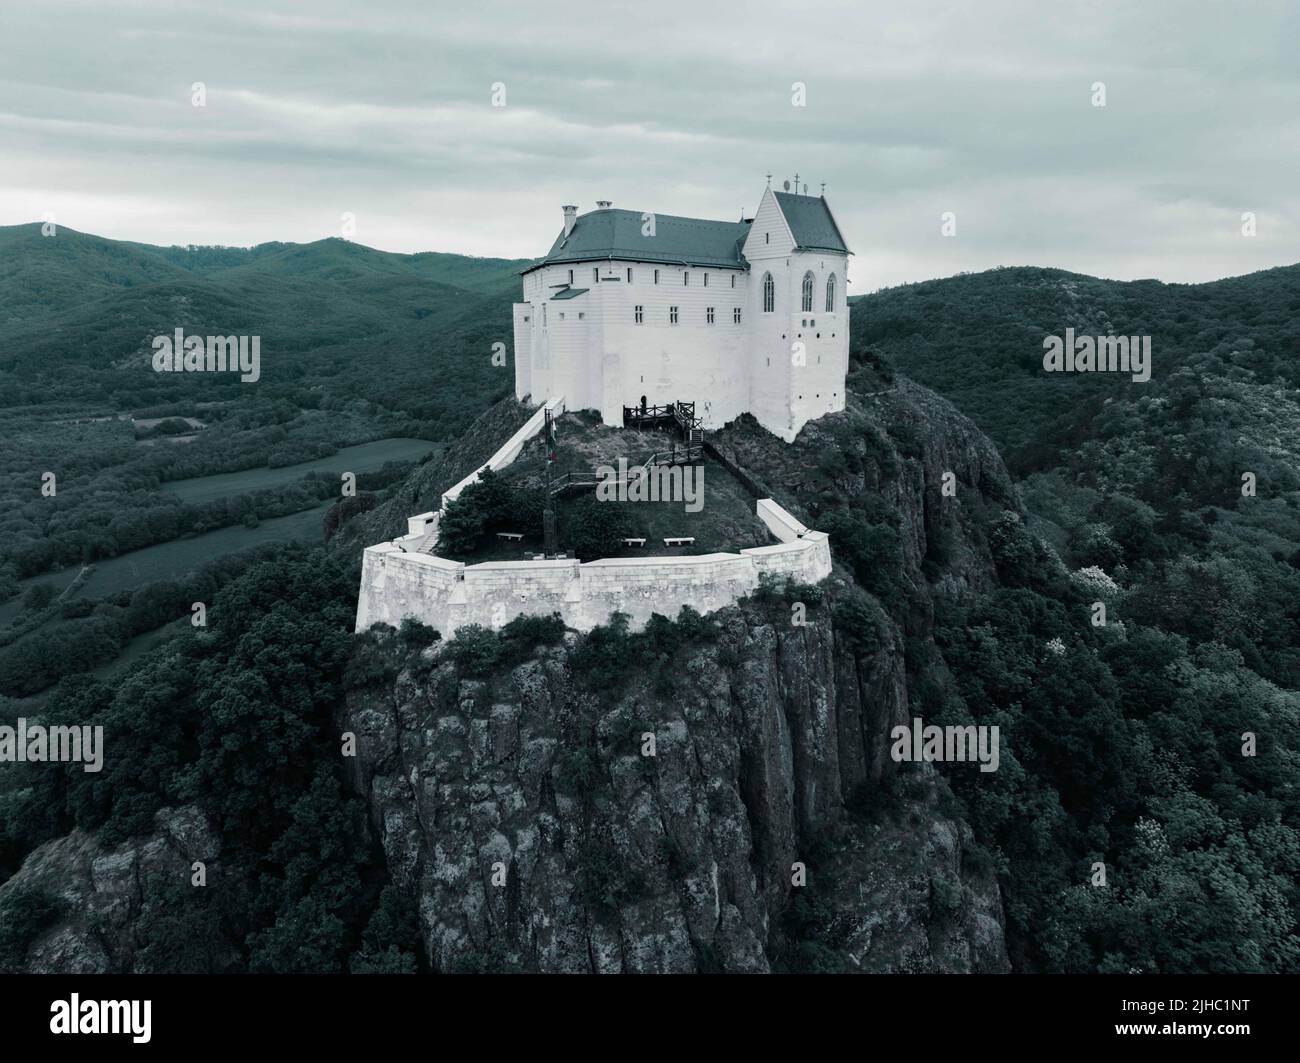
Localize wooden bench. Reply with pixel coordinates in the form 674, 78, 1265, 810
621, 537, 647, 547
496, 531, 524, 542
663, 536, 695, 548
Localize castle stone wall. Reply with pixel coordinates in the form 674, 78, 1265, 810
354, 500, 832, 637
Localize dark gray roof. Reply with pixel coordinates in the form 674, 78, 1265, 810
550, 286, 588, 300
525, 208, 751, 274
773, 192, 850, 253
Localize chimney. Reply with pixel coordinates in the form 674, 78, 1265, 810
562, 204, 577, 236
596, 200, 612, 209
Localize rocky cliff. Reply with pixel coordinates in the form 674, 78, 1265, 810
337, 354, 1017, 972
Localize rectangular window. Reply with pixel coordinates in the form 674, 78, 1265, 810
683, 271, 689, 286
733, 307, 741, 324
654, 269, 659, 284
568, 269, 574, 284
593, 268, 599, 283
627, 267, 633, 283
559, 312, 565, 320
577, 312, 584, 320
670, 306, 679, 325
706, 307, 715, 324
704, 273, 709, 287
523, 315, 530, 323
731, 275, 736, 289
635, 305, 644, 324
765, 232, 770, 244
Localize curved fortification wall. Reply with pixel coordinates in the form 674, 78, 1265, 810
355, 497, 832, 637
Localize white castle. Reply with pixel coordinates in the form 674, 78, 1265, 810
355, 180, 845, 637
513, 181, 851, 442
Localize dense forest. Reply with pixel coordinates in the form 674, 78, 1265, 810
849, 266, 1300, 970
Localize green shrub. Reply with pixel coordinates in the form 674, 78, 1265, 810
449, 624, 501, 676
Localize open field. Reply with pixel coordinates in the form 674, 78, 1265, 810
0, 501, 334, 627
163, 437, 438, 503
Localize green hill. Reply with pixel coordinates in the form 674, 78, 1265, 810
850, 263, 1300, 479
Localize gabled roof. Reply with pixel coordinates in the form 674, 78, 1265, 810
772, 192, 850, 254
524, 208, 752, 274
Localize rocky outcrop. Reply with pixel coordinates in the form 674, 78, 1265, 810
339, 596, 1009, 973
0, 806, 232, 973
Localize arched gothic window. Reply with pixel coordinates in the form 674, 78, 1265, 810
801, 271, 815, 312
825, 273, 836, 312
762, 272, 774, 313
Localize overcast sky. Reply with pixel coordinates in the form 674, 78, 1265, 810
2, 0, 1297, 291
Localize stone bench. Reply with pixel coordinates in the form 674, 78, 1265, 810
621, 537, 647, 546
496, 531, 524, 542
663, 536, 695, 548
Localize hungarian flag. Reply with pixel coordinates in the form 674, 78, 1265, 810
545, 410, 557, 464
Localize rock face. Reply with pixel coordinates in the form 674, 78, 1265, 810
0, 806, 229, 973
340, 599, 1009, 973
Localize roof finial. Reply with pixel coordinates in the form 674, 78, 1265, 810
765, 172, 771, 188
820, 181, 826, 196
794, 172, 800, 193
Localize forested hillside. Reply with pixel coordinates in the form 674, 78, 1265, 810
849, 265, 1300, 971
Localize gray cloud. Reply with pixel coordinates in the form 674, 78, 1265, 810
1, 0, 1296, 289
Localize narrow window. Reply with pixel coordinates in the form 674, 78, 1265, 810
635, 305, 643, 324
654, 269, 659, 284
762, 272, 774, 313
707, 307, 715, 324
825, 273, 836, 312
683, 271, 689, 286
568, 269, 574, 284
670, 306, 679, 325
801, 271, 815, 313
627, 267, 633, 283
733, 307, 741, 324
594, 267, 599, 283
765, 232, 770, 244
703, 273, 709, 287
731, 275, 736, 289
